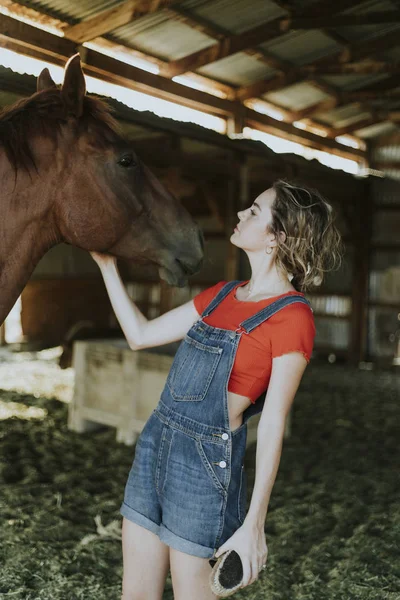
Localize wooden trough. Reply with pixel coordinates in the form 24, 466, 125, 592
67, 339, 262, 447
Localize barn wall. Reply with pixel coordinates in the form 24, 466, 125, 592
18, 116, 391, 363
368, 178, 400, 361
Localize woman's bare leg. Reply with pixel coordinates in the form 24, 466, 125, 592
121, 517, 170, 600
169, 547, 218, 600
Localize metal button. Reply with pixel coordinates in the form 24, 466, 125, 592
219, 460, 227, 468
221, 433, 229, 440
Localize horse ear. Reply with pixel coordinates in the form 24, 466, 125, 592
37, 67, 57, 92
61, 54, 86, 117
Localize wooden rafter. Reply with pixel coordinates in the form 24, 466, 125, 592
236, 29, 400, 101
373, 162, 400, 170
0, 13, 366, 163
0, 0, 375, 145
164, 4, 365, 140
62, 0, 177, 44
302, 61, 400, 76
329, 116, 390, 138
166, 5, 293, 73
245, 107, 365, 161
1, 0, 397, 154
0, 0, 235, 99
164, 0, 357, 78
165, 3, 361, 139
280, 12, 400, 30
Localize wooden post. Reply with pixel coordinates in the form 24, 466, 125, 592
159, 280, 172, 315
227, 103, 246, 137
0, 322, 6, 346
224, 154, 248, 281
350, 178, 373, 364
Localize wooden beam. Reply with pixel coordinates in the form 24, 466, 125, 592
291, 98, 339, 121
236, 29, 400, 101
331, 116, 383, 137
303, 61, 400, 76
281, 12, 400, 30
245, 108, 365, 161
236, 71, 302, 103
371, 129, 400, 147
283, 78, 400, 125
0, 14, 234, 115
166, 5, 293, 73
3, 0, 365, 147
373, 162, 400, 170
163, 21, 294, 78
62, 0, 176, 44
0, 1, 232, 101
164, 0, 357, 77
276, 0, 376, 19
0, 13, 75, 61
330, 110, 400, 137
0, 14, 367, 161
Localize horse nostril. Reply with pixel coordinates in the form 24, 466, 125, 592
175, 258, 192, 275
176, 257, 202, 275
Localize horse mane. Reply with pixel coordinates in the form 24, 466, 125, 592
0, 88, 121, 171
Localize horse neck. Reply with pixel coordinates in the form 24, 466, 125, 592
0, 154, 61, 325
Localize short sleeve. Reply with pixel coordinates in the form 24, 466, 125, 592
269, 303, 316, 363
192, 281, 227, 316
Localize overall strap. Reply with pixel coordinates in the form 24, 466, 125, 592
238, 295, 312, 334
201, 280, 242, 317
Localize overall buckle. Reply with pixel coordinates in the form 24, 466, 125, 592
235, 325, 249, 335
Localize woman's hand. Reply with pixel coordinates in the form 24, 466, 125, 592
214, 522, 268, 589
89, 250, 116, 270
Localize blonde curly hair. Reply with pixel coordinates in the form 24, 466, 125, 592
269, 179, 345, 292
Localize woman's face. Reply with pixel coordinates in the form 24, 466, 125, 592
230, 187, 281, 252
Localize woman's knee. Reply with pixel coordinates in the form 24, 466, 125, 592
169, 548, 218, 600
121, 518, 170, 600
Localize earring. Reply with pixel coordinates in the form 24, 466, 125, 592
265, 247, 273, 255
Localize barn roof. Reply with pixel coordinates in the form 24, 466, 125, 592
0, 0, 400, 177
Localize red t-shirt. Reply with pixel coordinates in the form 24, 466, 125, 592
193, 280, 315, 403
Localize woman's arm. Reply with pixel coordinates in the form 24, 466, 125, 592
214, 351, 308, 588
91, 252, 200, 350
244, 351, 308, 528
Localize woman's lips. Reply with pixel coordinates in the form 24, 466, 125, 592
234, 225, 240, 232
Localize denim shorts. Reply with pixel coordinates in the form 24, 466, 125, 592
120, 401, 248, 559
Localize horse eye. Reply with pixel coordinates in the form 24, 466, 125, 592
118, 154, 136, 168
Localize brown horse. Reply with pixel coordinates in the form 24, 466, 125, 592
0, 54, 204, 326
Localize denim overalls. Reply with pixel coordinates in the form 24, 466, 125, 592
120, 281, 312, 558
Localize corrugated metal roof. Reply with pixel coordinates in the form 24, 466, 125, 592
355, 121, 397, 138
22, 0, 123, 24
182, 0, 286, 35
316, 104, 372, 127
330, 0, 400, 44
260, 30, 341, 66
264, 82, 329, 111
198, 53, 275, 86
112, 17, 214, 61
373, 144, 400, 162
2, 0, 400, 143
318, 73, 390, 91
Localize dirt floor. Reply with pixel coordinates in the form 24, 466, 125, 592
0, 345, 399, 600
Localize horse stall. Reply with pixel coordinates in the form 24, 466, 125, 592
14, 105, 400, 447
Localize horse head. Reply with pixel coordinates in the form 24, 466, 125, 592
36, 54, 204, 286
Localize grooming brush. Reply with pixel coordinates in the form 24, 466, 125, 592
208, 549, 243, 597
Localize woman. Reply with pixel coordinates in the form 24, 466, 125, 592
90, 179, 343, 600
